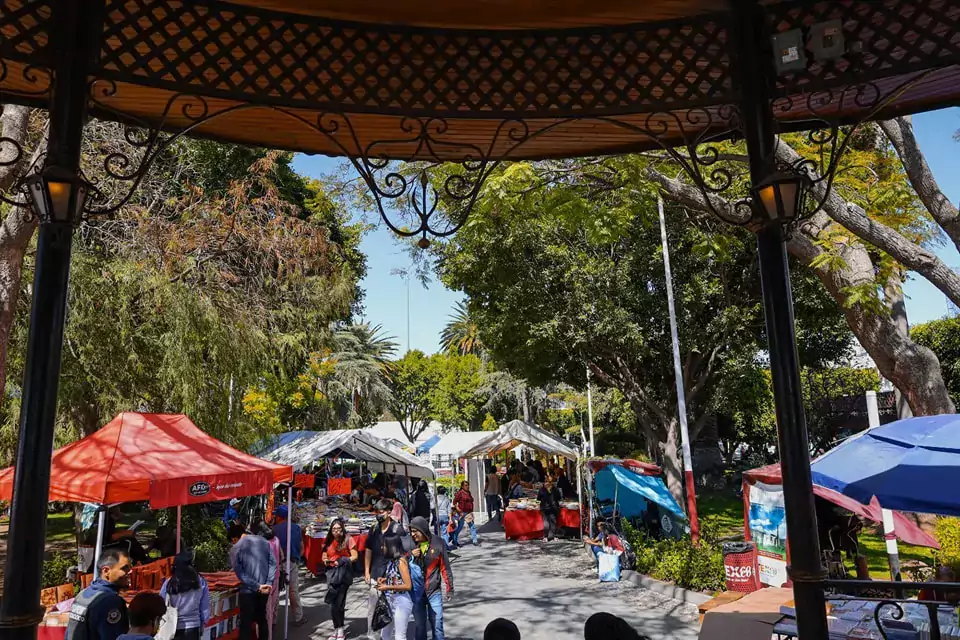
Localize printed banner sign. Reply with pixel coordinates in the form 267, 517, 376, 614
294, 474, 315, 488
748, 482, 789, 587
327, 477, 352, 496
150, 470, 273, 508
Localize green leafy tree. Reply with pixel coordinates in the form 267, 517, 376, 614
428, 352, 486, 431
912, 316, 960, 408
329, 323, 397, 427
388, 350, 436, 443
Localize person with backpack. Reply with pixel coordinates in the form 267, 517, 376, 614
159, 550, 211, 640
375, 534, 416, 640
408, 517, 454, 640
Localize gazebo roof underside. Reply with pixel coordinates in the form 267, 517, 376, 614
1, 0, 959, 162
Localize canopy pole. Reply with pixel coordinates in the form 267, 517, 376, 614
94, 507, 106, 570
176, 505, 182, 554
284, 484, 292, 640
658, 194, 700, 544
587, 470, 594, 539
576, 461, 584, 538
432, 473, 440, 536
867, 390, 900, 580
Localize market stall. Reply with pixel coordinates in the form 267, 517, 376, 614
591, 462, 686, 534
458, 420, 581, 540
743, 461, 939, 587
258, 429, 437, 575
0, 412, 294, 640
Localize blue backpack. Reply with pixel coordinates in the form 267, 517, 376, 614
407, 556, 425, 602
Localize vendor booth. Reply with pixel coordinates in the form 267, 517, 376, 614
0, 412, 294, 640
258, 429, 437, 575
742, 461, 939, 588
592, 462, 686, 534
457, 420, 581, 540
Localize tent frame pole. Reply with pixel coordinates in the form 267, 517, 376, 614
176, 505, 182, 554
284, 484, 293, 640
94, 507, 106, 570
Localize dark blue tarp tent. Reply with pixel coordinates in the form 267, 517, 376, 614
594, 465, 686, 520
811, 415, 960, 517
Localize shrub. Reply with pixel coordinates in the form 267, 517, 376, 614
622, 521, 726, 593
43, 551, 77, 589
934, 517, 960, 574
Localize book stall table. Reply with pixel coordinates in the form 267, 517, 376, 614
773, 598, 960, 640
298, 497, 377, 575
37, 564, 244, 640
502, 496, 581, 541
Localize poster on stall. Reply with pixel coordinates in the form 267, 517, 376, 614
748, 481, 789, 587
327, 477, 352, 496
294, 474, 315, 488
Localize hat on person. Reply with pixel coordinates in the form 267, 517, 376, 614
229, 498, 240, 506
409, 516, 431, 539
273, 504, 289, 518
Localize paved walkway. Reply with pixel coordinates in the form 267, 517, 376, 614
284, 521, 700, 640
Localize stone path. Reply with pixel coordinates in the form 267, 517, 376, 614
284, 521, 700, 640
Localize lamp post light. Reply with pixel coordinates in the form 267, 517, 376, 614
751, 171, 810, 224
23, 165, 90, 225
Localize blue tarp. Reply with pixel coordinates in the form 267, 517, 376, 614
416, 434, 441, 455
811, 415, 960, 517
594, 465, 686, 519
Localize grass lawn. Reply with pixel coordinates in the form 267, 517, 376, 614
693, 489, 939, 579
46, 511, 76, 543
698, 489, 745, 541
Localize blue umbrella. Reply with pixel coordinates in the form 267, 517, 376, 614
810, 415, 960, 517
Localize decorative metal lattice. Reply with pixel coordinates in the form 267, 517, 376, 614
768, 0, 960, 96
97, 0, 734, 118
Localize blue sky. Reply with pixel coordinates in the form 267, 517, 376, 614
293, 108, 960, 355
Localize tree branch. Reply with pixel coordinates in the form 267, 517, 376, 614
774, 141, 960, 308
880, 116, 960, 253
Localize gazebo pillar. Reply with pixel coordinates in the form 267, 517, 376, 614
0, 1, 101, 637
732, 1, 829, 638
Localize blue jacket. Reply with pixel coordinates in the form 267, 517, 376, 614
231, 534, 277, 594
65, 579, 128, 640
223, 506, 240, 526
272, 520, 302, 563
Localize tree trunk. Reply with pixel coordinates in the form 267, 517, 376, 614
790, 218, 955, 415
0, 105, 41, 403
884, 271, 915, 419
661, 419, 684, 507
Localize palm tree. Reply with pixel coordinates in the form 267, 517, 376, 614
441, 300, 484, 357
330, 322, 397, 427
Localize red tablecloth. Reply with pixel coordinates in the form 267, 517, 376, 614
38, 628, 65, 640
558, 507, 581, 529
304, 532, 368, 575
503, 507, 581, 540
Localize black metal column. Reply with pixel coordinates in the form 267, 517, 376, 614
732, 1, 829, 638
0, 2, 101, 638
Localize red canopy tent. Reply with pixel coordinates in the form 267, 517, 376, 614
0, 412, 293, 508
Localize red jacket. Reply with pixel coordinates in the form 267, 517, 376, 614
453, 489, 474, 514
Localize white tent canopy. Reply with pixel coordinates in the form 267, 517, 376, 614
457, 420, 579, 460
429, 431, 491, 458
258, 429, 437, 478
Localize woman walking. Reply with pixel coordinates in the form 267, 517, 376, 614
159, 550, 211, 640
376, 535, 414, 640
321, 518, 359, 640
451, 481, 479, 547
257, 521, 283, 640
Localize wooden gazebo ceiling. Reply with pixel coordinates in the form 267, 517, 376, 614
0, 0, 959, 161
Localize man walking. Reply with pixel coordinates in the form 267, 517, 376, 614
272, 504, 306, 626
66, 549, 132, 640
538, 477, 563, 542
228, 522, 276, 640
409, 517, 454, 640
484, 464, 502, 521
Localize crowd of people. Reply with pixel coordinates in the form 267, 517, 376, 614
63, 458, 649, 640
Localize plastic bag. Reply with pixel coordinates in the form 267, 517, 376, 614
371, 591, 393, 631
154, 594, 178, 640
598, 551, 621, 583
